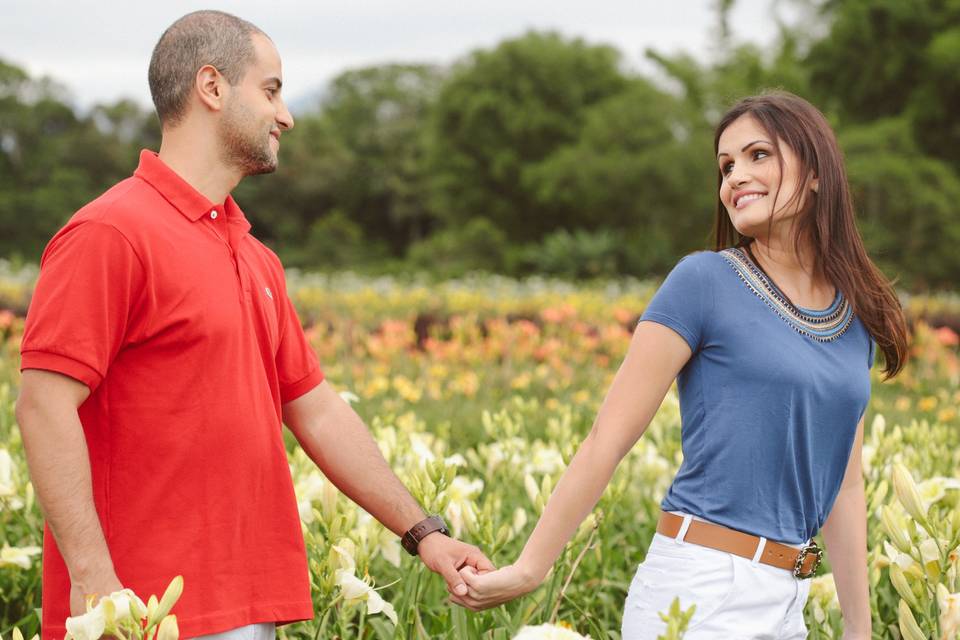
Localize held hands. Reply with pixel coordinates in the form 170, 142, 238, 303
448, 562, 541, 611
417, 532, 496, 597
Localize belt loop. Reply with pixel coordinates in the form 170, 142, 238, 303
675, 514, 693, 544
751, 536, 767, 565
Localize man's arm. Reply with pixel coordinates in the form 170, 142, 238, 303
282, 381, 493, 595
16, 369, 123, 615
821, 416, 871, 639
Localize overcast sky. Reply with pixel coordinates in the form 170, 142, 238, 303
1, 0, 795, 112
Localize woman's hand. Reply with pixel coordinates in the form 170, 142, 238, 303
448, 563, 541, 611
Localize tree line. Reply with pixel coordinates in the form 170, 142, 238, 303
1, 0, 958, 288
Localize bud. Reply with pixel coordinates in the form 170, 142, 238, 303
151, 576, 184, 626
897, 599, 926, 640
882, 506, 913, 554
870, 479, 889, 510
871, 413, 886, 437
157, 614, 179, 640
147, 594, 159, 622
889, 564, 918, 608
892, 463, 928, 525
524, 475, 539, 506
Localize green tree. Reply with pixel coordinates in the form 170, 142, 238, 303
235, 64, 442, 266
806, 0, 960, 166
426, 31, 629, 241
840, 117, 960, 289
0, 59, 148, 260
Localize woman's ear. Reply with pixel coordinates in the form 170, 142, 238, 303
810, 176, 819, 194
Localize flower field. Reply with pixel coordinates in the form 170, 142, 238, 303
1, 265, 959, 639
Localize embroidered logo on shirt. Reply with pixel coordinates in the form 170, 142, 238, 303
264, 287, 273, 300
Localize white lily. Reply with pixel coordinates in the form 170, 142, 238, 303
0, 449, 15, 497
513, 622, 592, 639
334, 569, 398, 625
65, 603, 106, 640
0, 544, 42, 570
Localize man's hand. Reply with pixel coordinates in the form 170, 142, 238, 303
69, 572, 124, 616
416, 533, 494, 596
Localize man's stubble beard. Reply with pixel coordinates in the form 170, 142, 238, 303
218, 97, 277, 177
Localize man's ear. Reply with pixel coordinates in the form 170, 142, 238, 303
195, 64, 227, 113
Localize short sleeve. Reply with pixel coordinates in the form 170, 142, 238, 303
20, 222, 145, 392
639, 254, 707, 352
868, 338, 876, 370
275, 278, 324, 403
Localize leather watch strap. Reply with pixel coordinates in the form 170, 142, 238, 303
657, 512, 821, 578
401, 515, 450, 556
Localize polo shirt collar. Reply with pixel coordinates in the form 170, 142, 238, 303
134, 150, 251, 233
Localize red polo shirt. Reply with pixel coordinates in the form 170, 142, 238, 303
21, 150, 323, 638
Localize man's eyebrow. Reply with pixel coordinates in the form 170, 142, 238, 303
717, 139, 771, 160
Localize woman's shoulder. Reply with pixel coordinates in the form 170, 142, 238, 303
672, 249, 731, 273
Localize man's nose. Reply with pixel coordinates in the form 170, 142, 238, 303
277, 100, 294, 131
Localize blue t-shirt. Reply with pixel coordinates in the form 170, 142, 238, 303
641, 248, 873, 544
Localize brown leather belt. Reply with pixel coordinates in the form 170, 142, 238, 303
656, 512, 822, 579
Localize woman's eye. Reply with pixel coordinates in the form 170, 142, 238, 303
721, 161, 733, 175
753, 149, 769, 160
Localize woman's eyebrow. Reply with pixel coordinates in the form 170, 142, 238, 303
717, 139, 772, 160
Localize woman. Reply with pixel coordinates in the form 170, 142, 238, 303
451, 92, 908, 639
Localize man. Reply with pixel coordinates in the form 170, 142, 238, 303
16, 10, 492, 639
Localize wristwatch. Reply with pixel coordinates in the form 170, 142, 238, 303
401, 515, 451, 556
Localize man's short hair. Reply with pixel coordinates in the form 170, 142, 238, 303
148, 10, 266, 127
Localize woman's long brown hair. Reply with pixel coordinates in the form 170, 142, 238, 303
713, 91, 908, 378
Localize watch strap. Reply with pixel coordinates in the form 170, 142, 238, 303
401, 515, 450, 556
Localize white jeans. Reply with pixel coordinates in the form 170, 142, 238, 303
621, 525, 811, 639
190, 623, 276, 640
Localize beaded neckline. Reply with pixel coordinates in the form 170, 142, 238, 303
720, 247, 854, 342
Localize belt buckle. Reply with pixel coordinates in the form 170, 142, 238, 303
793, 542, 822, 579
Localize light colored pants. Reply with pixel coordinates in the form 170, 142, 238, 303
190, 623, 276, 640
621, 521, 811, 639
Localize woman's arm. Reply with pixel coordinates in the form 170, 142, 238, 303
820, 416, 871, 639
454, 320, 692, 609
